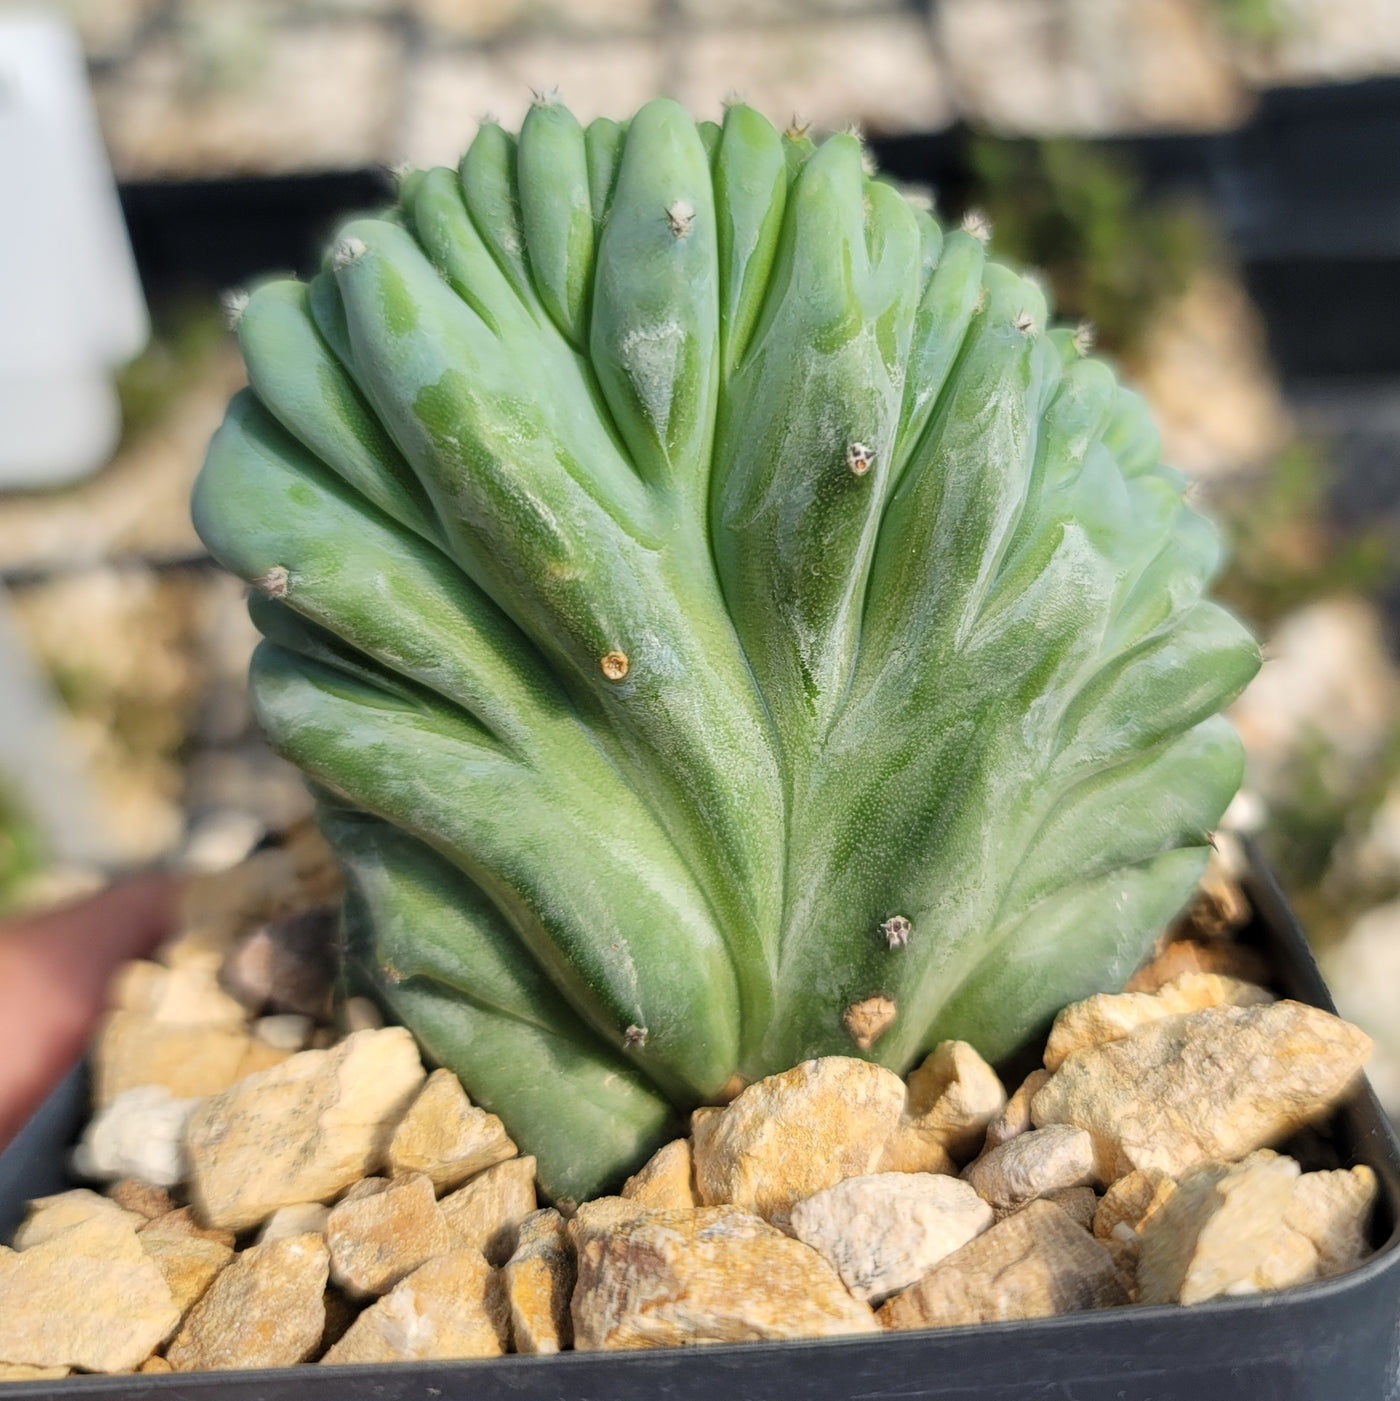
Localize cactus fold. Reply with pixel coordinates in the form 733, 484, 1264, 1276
193, 98, 1259, 1202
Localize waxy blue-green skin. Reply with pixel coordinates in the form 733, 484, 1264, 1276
193, 99, 1260, 1202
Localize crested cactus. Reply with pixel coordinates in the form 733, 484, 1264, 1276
193, 98, 1259, 1202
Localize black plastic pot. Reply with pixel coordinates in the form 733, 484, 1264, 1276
1, 850, 1397, 1399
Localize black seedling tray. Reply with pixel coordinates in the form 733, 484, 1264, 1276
1, 848, 1397, 1399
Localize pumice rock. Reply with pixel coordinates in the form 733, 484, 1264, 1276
439, 1155, 538, 1265
879, 1040, 1004, 1171
72, 1083, 202, 1188
184, 1027, 426, 1230
962, 1125, 1098, 1213
0, 1211, 179, 1373
325, 1171, 456, 1298
620, 1138, 699, 1209
503, 1208, 576, 1354
165, 1232, 329, 1371
1032, 1002, 1371, 1181
386, 1068, 518, 1192
570, 1203, 879, 1349
106, 1179, 176, 1220
1137, 1152, 1300, 1304
1042, 973, 1274, 1071
690, 1058, 906, 1229
788, 1172, 993, 1304
320, 1250, 509, 1364
878, 1199, 1128, 1330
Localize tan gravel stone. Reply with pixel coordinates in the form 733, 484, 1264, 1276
138, 1356, 172, 1373
1031, 1002, 1372, 1181
166, 1233, 329, 1372
107, 1179, 175, 1220
1043, 974, 1274, 1071
1138, 1152, 1300, 1304
878, 1199, 1128, 1330
0, 1212, 179, 1373
139, 1206, 236, 1249
984, 1070, 1052, 1152
320, 1250, 508, 1364
789, 1172, 993, 1304
11, 1189, 144, 1249
691, 1057, 906, 1229
0, 1364, 71, 1380
963, 1125, 1098, 1213
326, 1172, 455, 1299
902, 1041, 1008, 1162
439, 1157, 537, 1265
1043, 1186, 1100, 1232
140, 1232, 232, 1321
94, 1011, 252, 1105
571, 1204, 879, 1349
503, 1209, 576, 1355
185, 1027, 426, 1230
1123, 938, 1271, 994
620, 1139, 698, 1209
341, 1177, 390, 1203
1093, 1168, 1177, 1243
879, 1040, 1003, 1173
387, 1069, 517, 1192
258, 1203, 331, 1243
1249, 1227, 1319, 1292
234, 1038, 295, 1079
1286, 1165, 1377, 1278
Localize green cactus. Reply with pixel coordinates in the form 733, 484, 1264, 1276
192, 98, 1259, 1203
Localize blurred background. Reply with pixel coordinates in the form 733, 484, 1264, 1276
2, 0, 1399, 1112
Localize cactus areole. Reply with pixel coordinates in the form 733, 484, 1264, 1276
193, 98, 1259, 1202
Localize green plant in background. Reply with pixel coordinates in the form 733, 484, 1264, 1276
193, 98, 1259, 1201
115, 301, 228, 447
965, 137, 1209, 355
1213, 441, 1396, 630
0, 778, 45, 916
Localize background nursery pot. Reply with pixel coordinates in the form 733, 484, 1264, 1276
0, 847, 1397, 1401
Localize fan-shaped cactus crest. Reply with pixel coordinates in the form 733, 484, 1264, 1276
193, 97, 1259, 1201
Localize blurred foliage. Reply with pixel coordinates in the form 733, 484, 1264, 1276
115, 300, 228, 447
1213, 442, 1397, 631
0, 779, 45, 916
964, 137, 1211, 354
1206, 0, 1294, 43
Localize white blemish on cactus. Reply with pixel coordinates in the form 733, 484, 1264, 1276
332, 236, 367, 270
847, 443, 875, 477
666, 200, 695, 238
1074, 320, 1097, 356
623, 1025, 648, 1048
220, 289, 249, 329
254, 566, 289, 599
973, 285, 989, 314
880, 915, 912, 948
1013, 310, 1036, 335
961, 209, 992, 243
601, 651, 630, 681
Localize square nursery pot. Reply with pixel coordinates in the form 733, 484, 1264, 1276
1, 846, 1397, 1401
